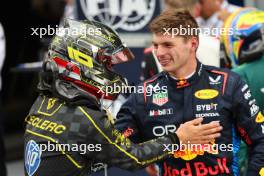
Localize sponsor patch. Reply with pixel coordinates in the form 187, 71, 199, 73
244, 90, 252, 100
152, 92, 168, 106
176, 79, 190, 88
152, 125, 177, 137
195, 112, 220, 118
261, 124, 264, 134
123, 127, 134, 138
256, 112, 264, 123
250, 104, 259, 117
163, 157, 230, 175
194, 89, 219, 100
25, 140, 42, 176
196, 103, 218, 111
149, 108, 173, 117
173, 142, 218, 161
91, 163, 106, 172
259, 167, 264, 176
47, 98, 57, 110
248, 99, 256, 106
209, 76, 221, 85
241, 84, 249, 92
112, 129, 131, 147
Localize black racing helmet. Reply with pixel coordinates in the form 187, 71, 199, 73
39, 19, 134, 102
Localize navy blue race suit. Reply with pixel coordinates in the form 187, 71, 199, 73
116, 61, 264, 176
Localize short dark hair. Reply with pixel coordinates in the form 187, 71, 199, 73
149, 9, 199, 39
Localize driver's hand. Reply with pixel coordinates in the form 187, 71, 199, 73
176, 117, 222, 144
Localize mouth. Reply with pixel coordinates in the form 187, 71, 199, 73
159, 59, 172, 67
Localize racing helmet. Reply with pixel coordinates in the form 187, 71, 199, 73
221, 8, 264, 67
39, 19, 134, 102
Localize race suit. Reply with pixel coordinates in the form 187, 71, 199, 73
116, 61, 264, 176
24, 94, 179, 176
233, 54, 264, 176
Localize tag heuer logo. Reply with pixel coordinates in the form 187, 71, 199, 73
152, 92, 168, 106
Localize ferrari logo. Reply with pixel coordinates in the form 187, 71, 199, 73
47, 98, 57, 110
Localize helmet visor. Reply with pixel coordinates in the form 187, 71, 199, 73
111, 47, 134, 64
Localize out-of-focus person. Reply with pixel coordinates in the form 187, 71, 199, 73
31, 0, 66, 21
196, 0, 240, 32
0, 22, 6, 176
63, 0, 74, 19
221, 8, 264, 175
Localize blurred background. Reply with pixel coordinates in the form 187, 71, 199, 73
0, 0, 263, 175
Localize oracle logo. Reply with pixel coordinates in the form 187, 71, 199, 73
152, 125, 177, 137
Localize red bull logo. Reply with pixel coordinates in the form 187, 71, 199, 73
123, 127, 134, 138
173, 143, 218, 161
163, 158, 230, 176
176, 79, 190, 88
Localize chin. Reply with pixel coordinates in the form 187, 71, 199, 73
161, 66, 174, 73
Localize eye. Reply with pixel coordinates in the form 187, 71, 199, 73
153, 44, 158, 49
164, 43, 173, 48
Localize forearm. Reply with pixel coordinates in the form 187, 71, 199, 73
105, 133, 178, 170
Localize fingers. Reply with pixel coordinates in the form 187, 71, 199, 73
195, 139, 215, 145
189, 133, 219, 143
198, 121, 221, 131
201, 126, 223, 136
191, 117, 203, 125
195, 122, 222, 144
191, 133, 220, 144
177, 119, 222, 145
192, 134, 220, 145
200, 133, 221, 141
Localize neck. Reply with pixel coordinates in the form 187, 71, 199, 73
168, 57, 197, 78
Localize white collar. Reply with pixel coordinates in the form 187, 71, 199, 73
169, 71, 195, 80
